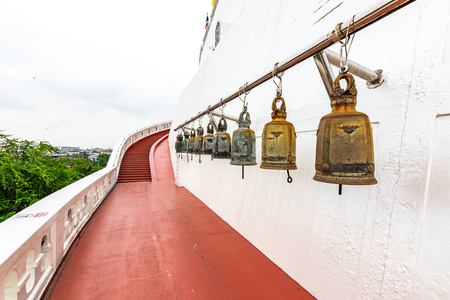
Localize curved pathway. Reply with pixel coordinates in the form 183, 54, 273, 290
49, 134, 314, 299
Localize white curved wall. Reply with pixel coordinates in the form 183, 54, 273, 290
170, 0, 450, 299
0, 121, 171, 300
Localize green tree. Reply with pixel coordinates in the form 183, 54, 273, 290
94, 153, 110, 167
0, 133, 106, 222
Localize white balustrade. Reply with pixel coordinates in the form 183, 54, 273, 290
0, 121, 171, 300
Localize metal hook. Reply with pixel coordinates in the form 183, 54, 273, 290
287, 170, 293, 183
219, 98, 226, 117
272, 63, 283, 96
239, 82, 250, 109
337, 16, 356, 73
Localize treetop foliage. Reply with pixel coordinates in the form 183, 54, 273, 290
0, 132, 110, 222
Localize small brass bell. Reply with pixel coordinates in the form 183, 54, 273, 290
261, 95, 297, 170
203, 121, 214, 155
175, 133, 183, 155
188, 130, 196, 154
181, 130, 190, 153
194, 125, 204, 154
314, 72, 377, 185
231, 108, 257, 166
212, 117, 231, 159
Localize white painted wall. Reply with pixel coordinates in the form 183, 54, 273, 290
170, 0, 450, 298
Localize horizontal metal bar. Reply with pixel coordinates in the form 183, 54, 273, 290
210, 111, 239, 123
174, 0, 415, 131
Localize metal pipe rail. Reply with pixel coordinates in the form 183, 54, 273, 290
174, 0, 415, 131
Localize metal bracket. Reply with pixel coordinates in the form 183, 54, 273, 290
210, 111, 239, 123
323, 49, 385, 88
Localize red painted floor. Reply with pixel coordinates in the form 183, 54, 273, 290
49, 136, 314, 300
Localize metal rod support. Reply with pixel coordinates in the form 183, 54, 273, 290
174, 0, 415, 131
324, 50, 383, 84
210, 111, 239, 123
314, 51, 335, 98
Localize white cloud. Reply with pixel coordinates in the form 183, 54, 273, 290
0, 0, 212, 148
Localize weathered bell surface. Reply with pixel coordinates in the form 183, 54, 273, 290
261, 95, 297, 170
181, 131, 189, 153
187, 130, 196, 153
175, 133, 183, 153
203, 121, 214, 155
181, 131, 190, 153
314, 72, 377, 185
231, 109, 257, 166
212, 117, 231, 159
194, 125, 204, 154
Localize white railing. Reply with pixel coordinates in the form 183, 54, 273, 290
0, 121, 171, 300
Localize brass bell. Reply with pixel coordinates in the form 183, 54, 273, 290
212, 117, 231, 159
261, 95, 297, 171
203, 121, 214, 155
187, 130, 196, 154
175, 133, 183, 154
181, 130, 190, 153
314, 72, 377, 185
231, 108, 257, 166
194, 125, 204, 154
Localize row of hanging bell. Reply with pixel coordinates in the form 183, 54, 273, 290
175, 72, 376, 186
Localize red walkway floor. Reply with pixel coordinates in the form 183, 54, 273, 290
49, 136, 314, 299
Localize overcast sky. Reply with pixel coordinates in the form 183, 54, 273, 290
0, 0, 211, 148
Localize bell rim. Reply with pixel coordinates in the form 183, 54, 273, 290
313, 174, 378, 185
230, 161, 257, 166
260, 162, 297, 170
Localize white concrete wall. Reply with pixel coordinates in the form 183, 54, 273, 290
170, 0, 450, 299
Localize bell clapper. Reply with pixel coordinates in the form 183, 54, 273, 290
242, 165, 244, 179
339, 184, 343, 195
287, 170, 292, 183
199, 154, 202, 163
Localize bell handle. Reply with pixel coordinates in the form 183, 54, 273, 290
272, 95, 286, 113
239, 110, 252, 123
207, 121, 214, 132
332, 72, 355, 95
218, 117, 227, 132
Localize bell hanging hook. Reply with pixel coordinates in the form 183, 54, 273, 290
239, 82, 250, 111
272, 62, 284, 96
335, 16, 356, 73
219, 98, 226, 118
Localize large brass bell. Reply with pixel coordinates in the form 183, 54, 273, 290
314, 72, 377, 185
231, 108, 257, 178
261, 95, 297, 171
212, 117, 231, 159
194, 125, 204, 154
203, 121, 214, 155
175, 133, 183, 157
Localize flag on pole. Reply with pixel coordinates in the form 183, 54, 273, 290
205, 13, 209, 29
